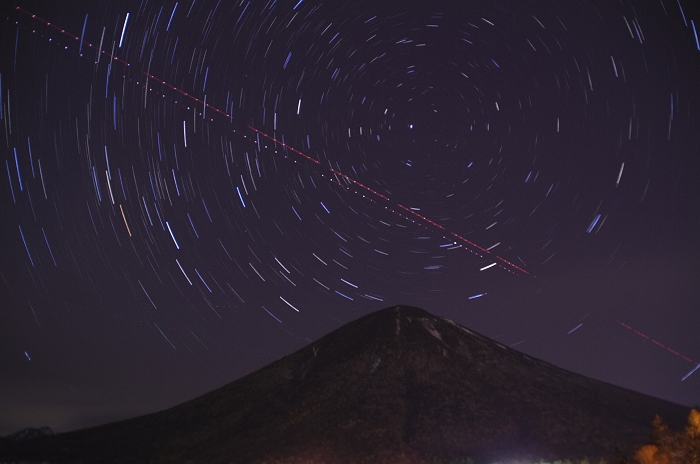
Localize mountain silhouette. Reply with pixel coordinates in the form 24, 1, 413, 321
1, 305, 690, 463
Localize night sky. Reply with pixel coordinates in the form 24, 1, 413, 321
1, 0, 699, 435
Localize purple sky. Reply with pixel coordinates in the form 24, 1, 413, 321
1, 0, 699, 435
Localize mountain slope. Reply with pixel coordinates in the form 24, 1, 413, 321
1, 305, 690, 463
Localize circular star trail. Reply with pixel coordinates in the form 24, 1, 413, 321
1, 0, 699, 433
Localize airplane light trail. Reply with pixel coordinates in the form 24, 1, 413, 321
11, 5, 539, 280
617, 321, 698, 379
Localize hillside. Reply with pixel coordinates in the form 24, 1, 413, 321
1, 305, 690, 463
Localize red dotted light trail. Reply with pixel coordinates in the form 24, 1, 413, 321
13, 4, 700, 385
12, 5, 540, 280
617, 321, 699, 381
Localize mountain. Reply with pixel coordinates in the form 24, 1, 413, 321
0, 305, 690, 463
4, 426, 55, 441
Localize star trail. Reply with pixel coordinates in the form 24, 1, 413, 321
1, 0, 699, 434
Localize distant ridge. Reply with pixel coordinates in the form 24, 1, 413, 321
4, 426, 54, 441
0, 305, 690, 463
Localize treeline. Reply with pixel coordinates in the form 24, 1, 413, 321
487, 409, 700, 464
628, 409, 700, 464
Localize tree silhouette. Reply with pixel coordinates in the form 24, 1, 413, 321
631, 409, 700, 464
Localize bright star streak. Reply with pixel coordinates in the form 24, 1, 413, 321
118, 13, 129, 48
681, 363, 700, 382
166, 221, 180, 249
279, 296, 300, 312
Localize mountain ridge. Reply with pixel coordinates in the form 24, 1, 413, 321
1, 305, 690, 463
